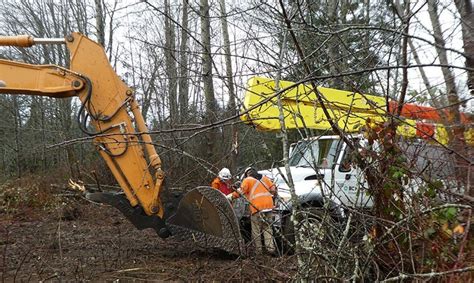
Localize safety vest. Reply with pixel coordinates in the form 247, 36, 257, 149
211, 177, 233, 195
233, 176, 275, 214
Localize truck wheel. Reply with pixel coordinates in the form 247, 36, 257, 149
281, 207, 336, 254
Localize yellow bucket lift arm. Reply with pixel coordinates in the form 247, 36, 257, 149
241, 76, 473, 145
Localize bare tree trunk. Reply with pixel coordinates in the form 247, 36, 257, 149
395, 1, 410, 117
427, 0, 468, 188
275, 35, 306, 276
12, 96, 21, 178
328, 0, 343, 87
94, 0, 105, 46
1, 147, 5, 173
219, 0, 236, 112
453, 0, 474, 194
200, 0, 217, 159
179, 0, 190, 123
219, 0, 238, 172
164, 0, 178, 126
427, 0, 462, 126
276, 1, 310, 276
106, 0, 118, 61
454, 0, 474, 94
139, 52, 160, 122
40, 98, 47, 171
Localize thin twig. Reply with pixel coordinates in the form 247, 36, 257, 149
381, 266, 474, 282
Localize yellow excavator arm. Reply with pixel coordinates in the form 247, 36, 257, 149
0, 33, 165, 217
0, 33, 242, 254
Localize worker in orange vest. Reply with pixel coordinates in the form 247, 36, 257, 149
226, 167, 276, 255
211, 168, 233, 195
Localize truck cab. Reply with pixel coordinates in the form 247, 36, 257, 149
260, 133, 458, 246
261, 135, 373, 216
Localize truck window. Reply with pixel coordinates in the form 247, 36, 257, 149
339, 146, 354, 172
288, 138, 339, 168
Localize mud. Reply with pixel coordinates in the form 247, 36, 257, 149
0, 195, 296, 281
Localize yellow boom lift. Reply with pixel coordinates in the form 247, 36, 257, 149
241, 77, 473, 145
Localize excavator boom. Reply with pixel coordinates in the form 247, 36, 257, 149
242, 77, 473, 145
0, 33, 242, 254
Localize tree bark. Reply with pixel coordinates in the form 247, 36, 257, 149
219, 0, 238, 172
179, 0, 190, 123
12, 96, 22, 178
453, 0, 474, 194
428, 0, 469, 189
327, 0, 344, 87
427, 0, 462, 126
164, 0, 178, 126
454, 0, 474, 94
94, 0, 106, 46
200, 0, 217, 158
395, 1, 410, 117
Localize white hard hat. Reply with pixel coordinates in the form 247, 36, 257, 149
244, 167, 257, 177
244, 167, 254, 175
218, 168, 232, 181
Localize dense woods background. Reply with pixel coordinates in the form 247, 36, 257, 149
0, 0, 471, 183
0, 0, 473, 281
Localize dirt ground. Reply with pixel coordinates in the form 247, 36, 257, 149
0, 181, 296, 281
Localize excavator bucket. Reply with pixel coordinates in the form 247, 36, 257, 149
166, 186, 244, 255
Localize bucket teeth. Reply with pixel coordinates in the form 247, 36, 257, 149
166, 186, 243, 255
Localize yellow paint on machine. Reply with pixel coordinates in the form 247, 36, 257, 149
241, 76, 473, 146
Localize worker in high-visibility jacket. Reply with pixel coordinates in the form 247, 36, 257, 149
226, 167, 276, 255
211, 168, 233, 195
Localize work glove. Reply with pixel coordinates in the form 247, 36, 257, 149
232, 181, 241, 189
225, 194, 233, 201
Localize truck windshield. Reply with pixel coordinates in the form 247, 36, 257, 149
288, 138, 339, 168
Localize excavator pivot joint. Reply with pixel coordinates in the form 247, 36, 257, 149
72, 80, 82, 88
150, 205, 159, 214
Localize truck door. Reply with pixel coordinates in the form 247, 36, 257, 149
334, 144, 373, 207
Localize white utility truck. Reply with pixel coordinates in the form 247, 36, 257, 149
241, 77, 469, 246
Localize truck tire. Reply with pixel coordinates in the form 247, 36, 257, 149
281, 207, 336, 254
